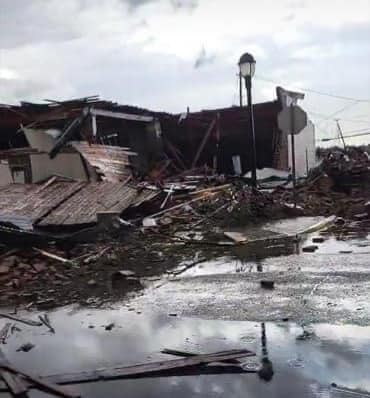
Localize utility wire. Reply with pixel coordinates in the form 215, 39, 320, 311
307, 110, 370, 124
255, 75, 370, 103
318, 130, 370, 142
315, 101, 361, 126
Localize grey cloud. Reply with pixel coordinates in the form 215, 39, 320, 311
121, 0, 157, 12
288, 0, 306, 9
194, 47, 216, 69
170, 0, 198, 11
282, 13, 296, 22
0, 0, 83, 49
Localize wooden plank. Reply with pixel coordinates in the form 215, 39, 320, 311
1, 364, 79, 398
147, 194, 215, 220
0, 313, 42, 327
0, 323, 11, 344
224, 231, 248, 243
90, 108, 153, 122
38, 315, 55, 334
44, 349, 253, 385
191, 117, 217, 168
161, 348, 255, 364
164, 139, 187, 170
32, 248, 72, 265
1, 370, 28, 397
0, 347, 28, 397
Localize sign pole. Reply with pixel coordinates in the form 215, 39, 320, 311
290, 104, 297, 207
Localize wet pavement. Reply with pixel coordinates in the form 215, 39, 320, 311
0, 310, 370, 397
1, 217, 370, 397
129, 217, 370, 324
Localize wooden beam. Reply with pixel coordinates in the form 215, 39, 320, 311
164, 139, 187, 170
90, 108, 153, 123
91, 114, 97, 137
44, 350, 253, 385
1, 364, 79, 398
0, 313, 42, 327
191, 117, 217, 168
32, 248, 73, 265
161, 348, 255, 364
0, 348, 28, 397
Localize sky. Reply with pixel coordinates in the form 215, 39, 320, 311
0, 0, 369, 146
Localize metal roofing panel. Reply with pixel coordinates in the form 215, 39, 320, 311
71, 142, 136, 182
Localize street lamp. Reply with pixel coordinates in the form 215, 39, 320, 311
238, 52, 257, 188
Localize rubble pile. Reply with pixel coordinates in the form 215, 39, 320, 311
273, 148, 370, 219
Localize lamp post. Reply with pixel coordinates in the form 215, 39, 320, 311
238, 52, 257, 188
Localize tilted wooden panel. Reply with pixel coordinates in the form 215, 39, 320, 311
37, 182, 140, 226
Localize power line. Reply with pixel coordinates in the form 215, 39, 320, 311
307, 110, 370, 124
340, 126, 370, 134
316, 101, 361, 126
255, 75, 370, 103
319, 130, 370, 142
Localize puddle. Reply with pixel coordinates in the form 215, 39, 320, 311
263, 216, 327, 236
175, 222, 370, 278
0, 309, 369, 397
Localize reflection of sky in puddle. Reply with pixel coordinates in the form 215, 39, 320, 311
1, 309, 370, 397
178, 218, 370, 278
308, 236, 370, 255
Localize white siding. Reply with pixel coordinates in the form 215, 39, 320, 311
288, 121, 316, 177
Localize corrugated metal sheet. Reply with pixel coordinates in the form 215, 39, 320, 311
71, 142, 136, 182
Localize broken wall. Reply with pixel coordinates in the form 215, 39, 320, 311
23, 128, 60, 152
29, 153, 89, 183
0, 162, 12, 186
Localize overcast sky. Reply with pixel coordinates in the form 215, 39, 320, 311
0, 0, 369, 145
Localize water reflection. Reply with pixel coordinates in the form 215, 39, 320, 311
258, 323, 274, 382
0, 309, 369, 397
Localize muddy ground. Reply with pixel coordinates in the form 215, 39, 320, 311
2, 174, 370, 312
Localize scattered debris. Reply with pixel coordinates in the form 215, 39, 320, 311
296, 330, 315, 341
331, 383, 370, 397
260, 280, 275, 290
0, 323, 11, 344
0, 312, 42, 327
115, 270, 136, 277
312, 237, 325, 243
1, 345, 79, 397
33, 248, 73, 265
104, 323, 115, 331
39, 314, 55, 334
161, 348, 255, 364
224, 231, 248, 244
44, 349, 255, 385
302, 245, 318, 253
16, 343, 35, 352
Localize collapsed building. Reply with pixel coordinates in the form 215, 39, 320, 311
0, 89, 316, 236
160, 87, 315, 177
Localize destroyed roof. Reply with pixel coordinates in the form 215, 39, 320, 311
37, 182, 142, 227
0, 95, 156, 149
0, 180, 158, 229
